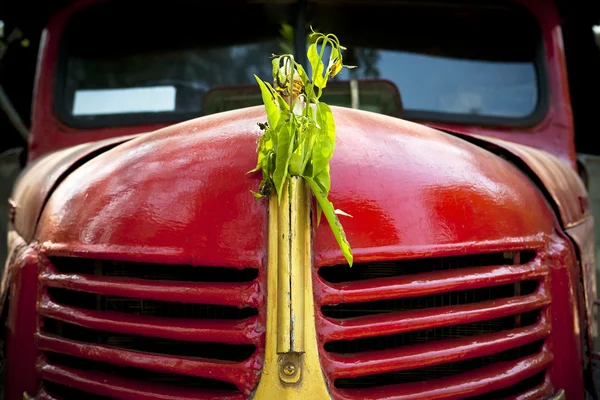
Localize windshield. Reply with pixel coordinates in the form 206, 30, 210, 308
58, 1, 293, 125
312, 1, 542, 122
57, 1, 544, 127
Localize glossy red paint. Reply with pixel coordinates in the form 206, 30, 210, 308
37, 293, 262, 345
36, 356, 246, 400
2, 0, 590, 397
29, 108, 269, 398
309, 107, 585, 398
3, 232, 40, 400
39, 268, 262, 308
441, 130, 597, 367
316, 294, 550, 344
316, 262, 548, 305
544, 229, 587, 400
30, 0, 575, 169
10, 134, 138, 242
465, 134, 589, 228
313, 107, 556, 266
36, 331, 259, 390
323, 322, 551, 379
331, 351, 552, 400
35, 108, 266, 267
4, 104, 584, 399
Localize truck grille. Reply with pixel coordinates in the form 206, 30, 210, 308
36, 255, 266, 399
314, 251, 554, 399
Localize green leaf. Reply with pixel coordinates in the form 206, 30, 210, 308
300, 121, 317, 173
289, 129, 305, 176
305, 176, 353, 266
252, 29, 354, 264
254, 75, 280, 129
314, 165, 330, 225
272, 118, 296, 204
317, 102, 336, 145
311, 132, 333, 179
315, 166, 331, 194
307, 40, 326, 89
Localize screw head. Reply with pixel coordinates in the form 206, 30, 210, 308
282, 362, 296, 376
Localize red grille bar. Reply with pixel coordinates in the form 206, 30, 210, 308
314, 251, 553, 399
317, 292, 549, 342
322, 320, 550, 379
333, 350, 552, 400
37, 357, 246, 400
36, 333, 259, 386
40, 265, 262, 307
36, 255, 265, 398
316, 261, 547, 304
38, 294, 261, 344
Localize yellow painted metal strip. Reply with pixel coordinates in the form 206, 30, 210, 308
277, 179, 292, 353
290, 179, 305, 352
253, 177, 331, 399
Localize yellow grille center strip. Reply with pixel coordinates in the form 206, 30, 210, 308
253, 177, 331, 399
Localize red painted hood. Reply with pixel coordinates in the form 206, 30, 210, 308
32, 106, 555, 265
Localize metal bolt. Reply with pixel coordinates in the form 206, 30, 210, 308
282, 362, 296, 376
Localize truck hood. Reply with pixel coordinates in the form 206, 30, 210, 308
28, 106, 556, 265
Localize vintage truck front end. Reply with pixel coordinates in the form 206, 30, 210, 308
2, 0, 597, 399
3, 106, 591, 399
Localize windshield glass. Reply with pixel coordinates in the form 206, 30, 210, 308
311, 1, 542, 121
57, 1, 544, 126
59, 1, 293, 125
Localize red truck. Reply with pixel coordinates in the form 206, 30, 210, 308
1, 0, 600, 399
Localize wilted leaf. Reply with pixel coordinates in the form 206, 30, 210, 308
255, 75, 280, 129
272, 118, 296, 204
251, 29, 353, 262
305, 176, 353, 266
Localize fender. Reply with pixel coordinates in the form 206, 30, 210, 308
9, 134, 140, 244
1, 135, 139, 316
446, 131, 597, 395
0, 134, 140, 399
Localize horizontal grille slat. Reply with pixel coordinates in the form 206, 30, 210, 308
39, 295, 261, 344
37, 357, 245, 400
47, 288, 258, 319
324, 311, 541, 353
41, 319, 256, 360
37, 333, 257, 388
333, 350, 552, 400
323, 322, 549, 379
314, 250, 552, 399
321, 280, 538, 318
40, 268, 261, 307
42, 382, 114, 400
464, 373, 550, 400
319, 292, 549, 342
316, 262, 546, 305
48, 256, 258, 282
318, 251, 536, 283
36, 255, 266, 397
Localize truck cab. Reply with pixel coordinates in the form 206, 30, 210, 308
2, 0, 599, 399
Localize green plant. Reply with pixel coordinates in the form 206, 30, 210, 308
249, 28, 354, 266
